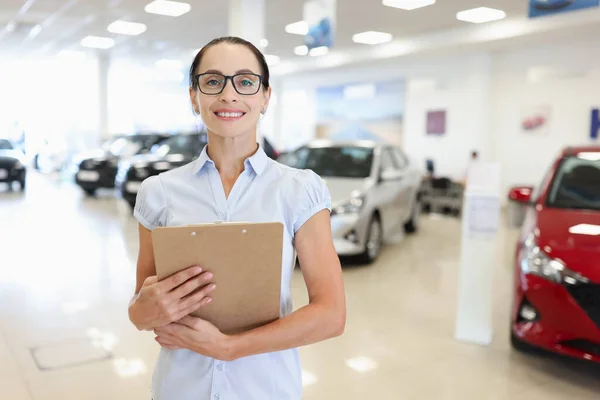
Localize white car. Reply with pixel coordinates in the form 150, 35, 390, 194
279, 140, 423, 263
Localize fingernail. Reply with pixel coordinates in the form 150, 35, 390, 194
194, 267, 203, 274
205, 273, 213, 279
206, 297, 212, 303
209, 284, 216, 290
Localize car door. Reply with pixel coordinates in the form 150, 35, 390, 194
390, 147, 417, 222
374, 147, 405, 237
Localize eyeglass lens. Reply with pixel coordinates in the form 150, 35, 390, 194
198, 73, 261, 95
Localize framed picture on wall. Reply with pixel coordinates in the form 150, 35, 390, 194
521, 105, 551, 135
426, 110, 446, 135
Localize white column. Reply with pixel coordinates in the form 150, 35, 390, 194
229, 0, 266, 145
228, 0, 265, 50
97, 51, 110, 143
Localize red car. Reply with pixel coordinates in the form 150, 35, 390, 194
509, 145, 600, 362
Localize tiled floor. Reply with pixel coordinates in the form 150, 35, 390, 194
1, 172, 599, 400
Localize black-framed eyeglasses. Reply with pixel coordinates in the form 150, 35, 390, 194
194, 72, 263, 95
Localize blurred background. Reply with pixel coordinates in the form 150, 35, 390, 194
1, 1, 600, 399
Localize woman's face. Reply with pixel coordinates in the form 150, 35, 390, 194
190, 43, 271, 140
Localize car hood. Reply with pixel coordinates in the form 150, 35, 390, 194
320, 177, 370, 206
536, 207, 600, 281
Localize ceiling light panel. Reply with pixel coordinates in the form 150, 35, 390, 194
294, 45, 309, 56
456, 7, 506, 24
352, 31, 393, 45
144, 0, 191, 17
81, 36, 115, 49
107, 20, 147, 36
382, 0, 436, 10
285, 21, 308, 35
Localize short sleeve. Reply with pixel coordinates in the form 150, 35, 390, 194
133, 175, 168, 230
292, 170, 332, 234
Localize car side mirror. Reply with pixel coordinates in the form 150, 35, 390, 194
508, 185, 534, 205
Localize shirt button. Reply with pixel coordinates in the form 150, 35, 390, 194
214, 395, 220, 400
217, 364, 223, 371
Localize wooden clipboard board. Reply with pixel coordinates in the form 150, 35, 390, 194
151, 222, 283, 335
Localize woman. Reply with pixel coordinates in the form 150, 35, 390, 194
128, 36, 346, 400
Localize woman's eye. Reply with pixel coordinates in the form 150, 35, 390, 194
206, 79, 220, 86
240, 79, 254, 86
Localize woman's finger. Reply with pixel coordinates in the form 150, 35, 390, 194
174, 296, 213, 321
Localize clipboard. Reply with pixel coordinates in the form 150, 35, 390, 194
151, 222, 284, 335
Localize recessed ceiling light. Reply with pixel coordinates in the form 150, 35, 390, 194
264, 54, 280, 65
382, 0, 435, 10
260, 38, 269, 48
285, 21, 308, 35
456, 7, 506, 24
352, 31, 393, 45
294, 45, 309, 56
107, 20, 147, 36
144, 0, 191, 17
28, 24, 42, 39
6, 21, 16, 32
155, 59, 183, 69
309, 46, 329, 56
81, 36, 115, 49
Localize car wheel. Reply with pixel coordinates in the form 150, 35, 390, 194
404, 198, 421, 234
358, 214, 383, 264
19, 180, 25, 191
84, 188, 96, 196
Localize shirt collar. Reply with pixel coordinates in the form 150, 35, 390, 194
192, 144, 268, 176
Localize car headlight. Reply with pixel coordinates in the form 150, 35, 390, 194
332, 195, 365, 216
519, 234, 589, 285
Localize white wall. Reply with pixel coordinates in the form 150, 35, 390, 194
491, 40, 600, 196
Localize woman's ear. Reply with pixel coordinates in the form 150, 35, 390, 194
189, 86, 200, 114
261, 86, 272, 114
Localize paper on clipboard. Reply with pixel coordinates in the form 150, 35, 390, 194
151, 221, 284, 335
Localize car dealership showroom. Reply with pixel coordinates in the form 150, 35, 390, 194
2, 0, 600, 399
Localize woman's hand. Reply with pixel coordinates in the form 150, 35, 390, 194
129, 266, 216, 331
154, 316, 235, 361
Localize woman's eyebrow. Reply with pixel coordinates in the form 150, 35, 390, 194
200, 68, 258, 75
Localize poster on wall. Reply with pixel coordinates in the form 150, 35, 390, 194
591, 108, 599, 140
303, 0, 336, 50
426, 110, 446, 135
528, 0, 600, 18
521, 105, 551, 135
315, 80, 405, 145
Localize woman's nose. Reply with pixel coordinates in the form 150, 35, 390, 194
218, 79, 239, 103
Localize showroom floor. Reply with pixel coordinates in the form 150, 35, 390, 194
1, 172, 599, 400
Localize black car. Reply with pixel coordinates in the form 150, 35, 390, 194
0, 139, 26, 191
75, 133, 169, 196
116, 132, 208, 210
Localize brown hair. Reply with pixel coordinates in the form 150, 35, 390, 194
189, 36, 270, 91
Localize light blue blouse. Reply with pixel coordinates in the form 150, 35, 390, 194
133, 144, 331, 400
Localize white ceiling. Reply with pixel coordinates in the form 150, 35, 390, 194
0, 0, 529, 63
1, 0, 600, 73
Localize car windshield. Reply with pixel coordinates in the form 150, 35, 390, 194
546, 154, 600, 211
0, 139, 13, 150
280, 146, 374, 178
154, 135, 204, 157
